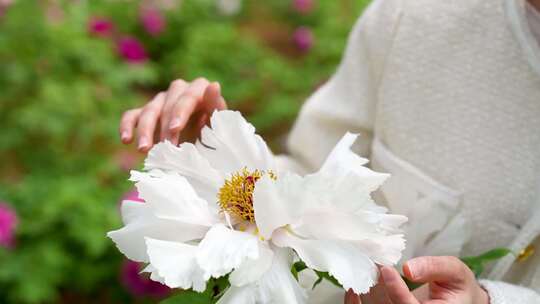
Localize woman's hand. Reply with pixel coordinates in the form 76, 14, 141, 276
119, 77, 227, 152
344, 256, 490, 304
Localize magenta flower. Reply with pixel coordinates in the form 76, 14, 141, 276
121, 260, 170, 298
140, 8, 166, 37
88, 17, 115, 37
292, 0, 314, 14
122, 189, 145, 204
117, 37, 148, 63
0, 202, 17, 249
293, 26, 314, 52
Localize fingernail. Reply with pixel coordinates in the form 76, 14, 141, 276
404, 259, 419, 280
169, 117, 181, 130
138, 137, 149, 150
121, 131, 129, 141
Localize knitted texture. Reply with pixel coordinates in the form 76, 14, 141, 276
284, 0, 540, 301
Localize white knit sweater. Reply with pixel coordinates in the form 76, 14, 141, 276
278, 0, 540, 302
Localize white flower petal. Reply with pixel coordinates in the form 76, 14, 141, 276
145, 238, 207, 292
120, 200, 148, 224
253, 173, 306, 239
197, 224, 259, 280
272, 230, 377, 295
293, 209, 405, 241
196, 110, 274, 174
299, 270, 345, 304
229, 242, 274, 286
219, 247, 306, 304
107, 202, 208, 262
355, 235, 406, 266
217, 285, 257, 304
134, 171, 218, 226
141, 264, 166, 285
318, 133, 389, 210
291, 208, 406, 266
144, 141, 223, 205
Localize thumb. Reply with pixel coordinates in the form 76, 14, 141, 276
403, 256, 468, 286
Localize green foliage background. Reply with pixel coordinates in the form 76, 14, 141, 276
0, 0, 369, 303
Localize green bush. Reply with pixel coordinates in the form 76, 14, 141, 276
0, 0, 369, 302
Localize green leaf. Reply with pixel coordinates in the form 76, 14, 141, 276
460, 248, 511, 277
160, 290, 213, 304
292, 261, 308, 280
314, 271, 342, 289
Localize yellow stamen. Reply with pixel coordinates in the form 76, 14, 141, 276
217, 168, 276, 223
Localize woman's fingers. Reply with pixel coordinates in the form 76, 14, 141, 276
344, 289, 361, 304
119, 78, 227, 150
201, 82, 227, 113
160, 79, 188, 141
403, 256, 468, 286
119, 108, 142, 144
167, 78, 210, 144
136, 92, 166, 152
380, 266, 419, 304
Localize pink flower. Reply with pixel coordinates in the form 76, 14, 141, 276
140, 8, 166, 36
114, 150, 140, 172
121, 260, 170, 298
0, 0, 13, 18
292, 0, 314, 14
0, 203, 17, 249
117, 37, 148, 63
88, 17, 115, 37
293, 26, 314, 52
122, 189, 145, 204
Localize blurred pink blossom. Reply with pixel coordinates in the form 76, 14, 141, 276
0, 202, 17, 249
293, 26, 314, 52
88, 17, 115, 37
114, 150, 140, 172
292, 0, 314, 14
117, 37, 148, 63
0, 0, 13, 18
121, 260, 170, 298
140, 8, 166, 36
122, 189, 145, 204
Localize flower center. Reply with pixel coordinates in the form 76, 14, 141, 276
217, 168, 276, 223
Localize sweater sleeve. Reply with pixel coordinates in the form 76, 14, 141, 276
275, 0, 403, 174
480, 280, 540, 304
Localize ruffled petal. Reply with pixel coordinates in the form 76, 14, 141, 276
195, 110, 274, 175
216, 285, 257, 304
255, 247, 307, 303
133, 171, 218, 226
145, 238, 207, 292
293, 209, 406, 240
272, 230, 377, 295
253, 173, 306, 239
144, 141, 223, 205
218, 247, 306, 304
317, 133, 389, 212
229, 242, 274, 287
107, 201, 208, 262
141, 264, 167, 285
292, 207, 406, 266
196, 224, 260, 280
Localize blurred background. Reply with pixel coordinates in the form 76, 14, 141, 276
0, 0, 369, 303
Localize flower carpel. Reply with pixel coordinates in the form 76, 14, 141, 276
218, 168, 275, 222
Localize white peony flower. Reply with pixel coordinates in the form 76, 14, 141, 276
107, 110, 407, 303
